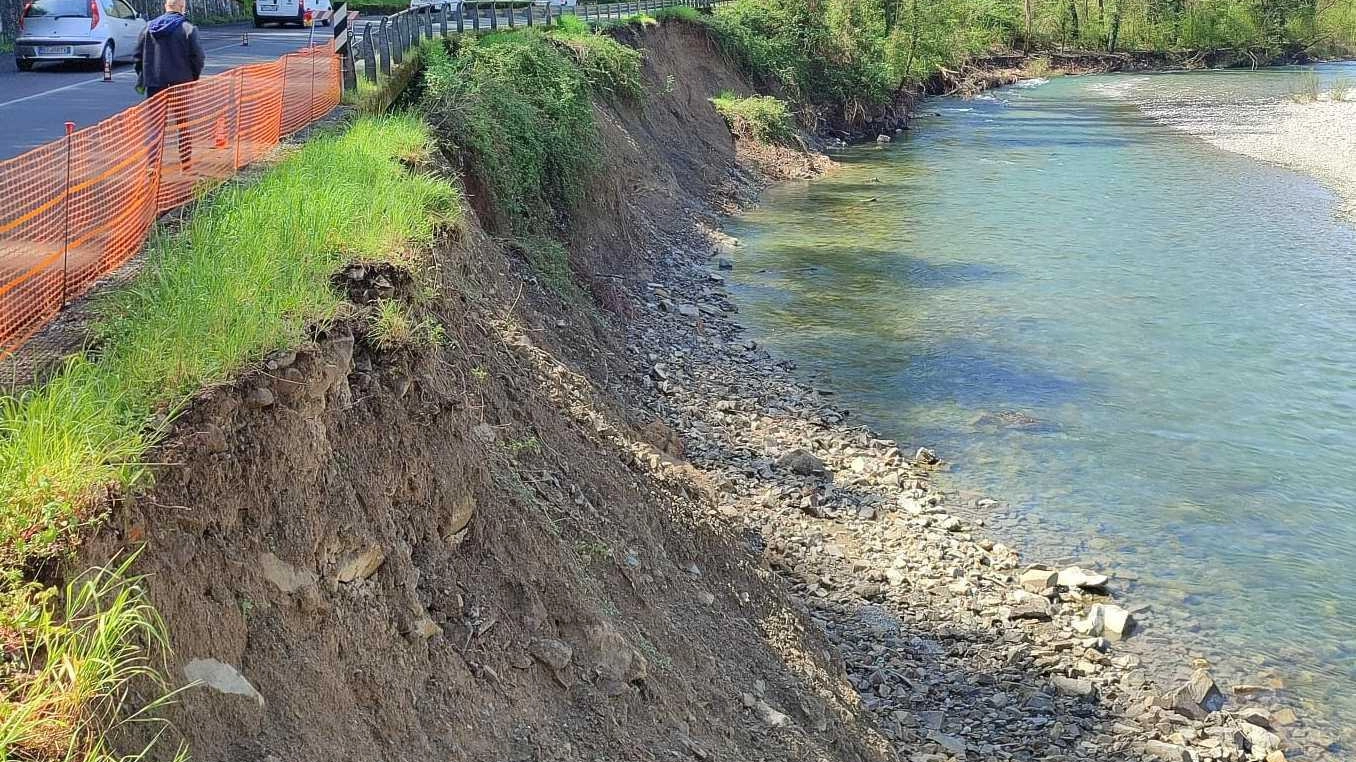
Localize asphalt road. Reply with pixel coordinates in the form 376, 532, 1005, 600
0, 23, 333, 161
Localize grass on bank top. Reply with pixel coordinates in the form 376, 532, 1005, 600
0, 114, 457, 569
710, 90, 796, 144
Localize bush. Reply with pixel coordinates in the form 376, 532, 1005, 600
423, 31, 625, 227
710, 90, 797, 144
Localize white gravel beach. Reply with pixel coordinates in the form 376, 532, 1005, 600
1142, 96, 1356, 219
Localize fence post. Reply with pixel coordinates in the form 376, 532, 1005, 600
508, 0, 515, 27
391, 15, 403, 64
525, 0, 531, 26
232, 69, 242, 169
472, 2, 480, 30
60, 121, 74, 307
440, 2, 448, 35
426, 5, 434, 36
490, 0, 497, 29
456, 0, 464, 32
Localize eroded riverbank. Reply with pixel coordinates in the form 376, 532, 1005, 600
719, 68, 1356, 760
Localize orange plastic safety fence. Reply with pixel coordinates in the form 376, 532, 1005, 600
0, 45, 342, 356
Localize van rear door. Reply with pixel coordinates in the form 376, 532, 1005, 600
256, 0, 300, 18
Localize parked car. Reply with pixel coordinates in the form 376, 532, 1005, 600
14, 0, 147, 72
254, 0, 332, 27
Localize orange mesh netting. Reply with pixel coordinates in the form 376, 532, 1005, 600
0, 44, 341, 355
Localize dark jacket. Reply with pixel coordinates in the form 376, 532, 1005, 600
134, 13, 205, 90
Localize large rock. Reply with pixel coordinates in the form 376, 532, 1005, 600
1144, 740, 1192, 762
1238, 722, 1281, 761
336, 546, 385, 583
1057, 566, 1110, 589
529, 637, 574, 671
1073, 603, 1134, 641
259, 552, 317, 593
1005, 590, 1053, 620
1159, 669, 1226, 720
1051, 675, 1095, 697
777, 448, 826, 476
184, 658, 265, 707
1020, 567, 1058, 593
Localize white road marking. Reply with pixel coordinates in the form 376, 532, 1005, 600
0, 35, 308, 109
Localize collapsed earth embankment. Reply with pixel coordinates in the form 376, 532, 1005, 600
0, 15, 1316, 762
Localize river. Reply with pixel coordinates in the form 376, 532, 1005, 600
725, 62, 1356, 751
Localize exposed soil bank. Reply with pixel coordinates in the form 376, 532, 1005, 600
71, 20, 1323, 762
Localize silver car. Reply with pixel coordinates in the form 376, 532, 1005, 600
15, 0, 148, 72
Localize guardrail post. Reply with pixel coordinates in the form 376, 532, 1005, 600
377, 17, 391, 73
362, 22, 378, 80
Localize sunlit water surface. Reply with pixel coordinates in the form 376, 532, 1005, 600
726, 62, 1356, 744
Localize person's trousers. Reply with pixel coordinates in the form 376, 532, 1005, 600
147, 84, 193, 171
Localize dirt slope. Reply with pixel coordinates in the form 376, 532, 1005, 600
81, 21, 896, 762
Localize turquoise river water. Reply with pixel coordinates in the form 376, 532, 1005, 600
726, 63, 1356, 746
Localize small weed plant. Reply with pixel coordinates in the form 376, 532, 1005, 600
1291, 68, 1321, 102
369, 300, 444, 351
710, 90, 797, 144
1330, 76, 1351, 101
0, 557, 182, 762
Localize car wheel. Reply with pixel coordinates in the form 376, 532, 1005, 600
253, 14, 264, 25
17, 59, 35, 72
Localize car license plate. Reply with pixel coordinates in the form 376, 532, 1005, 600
261, 4, 277, 9
38, 46, 73, 56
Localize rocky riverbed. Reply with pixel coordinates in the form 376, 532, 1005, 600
612, 221, 1339, 762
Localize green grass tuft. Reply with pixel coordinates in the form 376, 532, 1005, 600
710, 90, 797, 144
651, 5, 701, 22
0, 556, 184, 762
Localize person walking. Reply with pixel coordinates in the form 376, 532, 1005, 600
134, 0, 205, 172
134, 0, 205, 98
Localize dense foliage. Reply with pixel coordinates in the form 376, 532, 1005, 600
421, 29, 643, 227
704, 0, 1356, 111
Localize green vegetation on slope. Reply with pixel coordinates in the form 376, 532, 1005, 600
710, 90, 798, 144
0, 114, 457, 762
420, 28, 641, 229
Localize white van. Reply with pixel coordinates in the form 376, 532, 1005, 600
14, 0, 147, 72
254, 0, 332, 27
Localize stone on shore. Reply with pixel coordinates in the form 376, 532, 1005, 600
1073, 603, 1133, 641
777, 448, 826, 475
1057, 566, 1110, 589
1020, 567, 1058, 593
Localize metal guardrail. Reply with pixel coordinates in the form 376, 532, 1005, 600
347, 0, 723, 85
